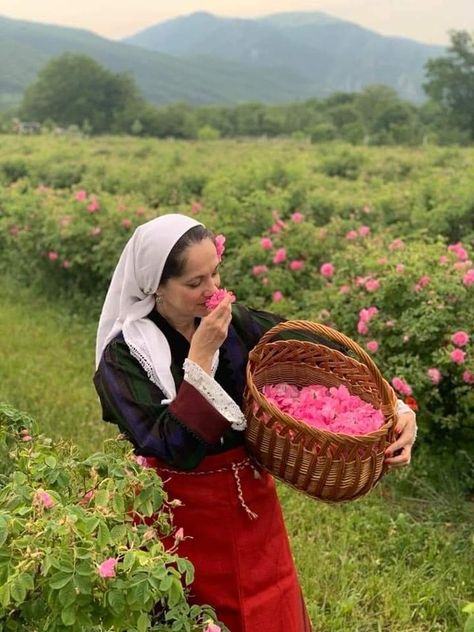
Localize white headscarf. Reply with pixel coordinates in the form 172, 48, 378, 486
96, 213, 210, 401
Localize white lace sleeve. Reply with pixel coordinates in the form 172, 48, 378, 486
183, 358, 247, 431
396, 399, 417, 442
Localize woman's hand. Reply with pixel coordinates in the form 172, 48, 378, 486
188, 296, 233, 373
384, 409, 417, 468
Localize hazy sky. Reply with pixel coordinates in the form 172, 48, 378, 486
0, 0, 471, 44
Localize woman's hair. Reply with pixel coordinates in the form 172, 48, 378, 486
160, 225, 215, 284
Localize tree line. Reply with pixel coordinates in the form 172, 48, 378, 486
3, 30, 474, 144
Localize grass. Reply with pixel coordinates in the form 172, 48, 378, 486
1, 274, 473, 631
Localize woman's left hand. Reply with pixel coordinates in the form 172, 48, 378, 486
384, 410, 417, 468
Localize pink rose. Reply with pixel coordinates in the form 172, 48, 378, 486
439, 255, 449, 265
366, 340, 379, 353
136, 207, 146, 216
90, 227, 102, 237
272, 290, 283, 302
215, 234, 226, 260
97, 558, 118, 579
357, 321, 368, 335
260, 237, 273, 250
450, 349, 466, 364
175, 527, 184, 542
365, 279, 380, 292
87, 196, 100, 213
204, 624, 221, 632
35, 490, 55, 509
320, 262, 334, 278
289, 260, 304, 271
291, 212, 304, 223
205, 289, 236, 311
75, 190, 87, 201
62, 260, 71, 269
389, 239, 405, 251
121, 219, 132, 229
273, 248, 287, 264
427, 368, 441, 384
270, 223, 282, 234
391, 377, 412, 396
346, 230, 358, 240
463, 370, 474, 384
451, 331, 469, 346
463, 269, 474, 286
252, 265, 268, 276
396, 263, 405, 273
48, 251, 59, 261
339, 285, 350, 294
358, 225, 370, 237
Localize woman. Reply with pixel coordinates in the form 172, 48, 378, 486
94, 214, 417, 631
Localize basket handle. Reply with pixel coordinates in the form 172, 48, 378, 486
254, 320, 396, 410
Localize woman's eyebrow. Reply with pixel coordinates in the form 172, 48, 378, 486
185, 264, 220, 282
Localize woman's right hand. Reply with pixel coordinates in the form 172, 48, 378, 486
188, 296, 233, 373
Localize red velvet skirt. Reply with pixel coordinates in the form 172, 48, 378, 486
144, 446, 312, 632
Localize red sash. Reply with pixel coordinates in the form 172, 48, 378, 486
144, 447, 312, 632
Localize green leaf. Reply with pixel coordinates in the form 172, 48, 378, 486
110, 524, 127, 544
464, 604, 474, 615
18, 572, 34, 592
48, 571, 73, 590
465, 613, 474, 632
58, 584, 76, 609
122, 550, 135, 571
45, 455, 57, 468
10, 576, 27, 604
61, 607, 76, 626
97, 522, 111, 548
0, 583, 10, 608
167, 577, 183, 607
107, 589, 125, 613
137, 612, 149, 632
95, 489, 109, 507
0, 515, 9, 546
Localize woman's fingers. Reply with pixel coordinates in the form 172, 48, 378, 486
385, 410, 417, 468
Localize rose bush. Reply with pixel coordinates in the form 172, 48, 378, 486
0, 404, 226, 631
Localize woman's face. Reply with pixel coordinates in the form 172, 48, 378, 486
158, 238, 221, 319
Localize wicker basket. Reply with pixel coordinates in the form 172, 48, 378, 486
243, 320, 398, 502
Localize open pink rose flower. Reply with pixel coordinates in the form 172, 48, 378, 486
205, 289, 236, 311
97, 558, 118, 579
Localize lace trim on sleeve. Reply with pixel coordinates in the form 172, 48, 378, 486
396, 398, 417, 442
183, 358, 247, 431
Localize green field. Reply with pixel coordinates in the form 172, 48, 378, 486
1, 136, 473, 630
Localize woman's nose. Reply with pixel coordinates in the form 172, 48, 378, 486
203, 278, 219, 296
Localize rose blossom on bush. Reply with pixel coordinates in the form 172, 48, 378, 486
463, 269, 474, 286
320, 262, 334, 278
450, 349, 466, 364
291, 212, 304, 223
451, 331, 469, 346
427, 368, 442, 384
121, 219, 132, 230
367, 340, 379, 353
358, 225, 370, 237
97, 558, 118, 579
289, 259, 304, 271
463, 370, 474, 384
215, 234, 225, 260
87, 196, 100, 213
365, 278, 380, 292
204, 622, 221, 632
35, 489, 55, 509
389, 238, 405, 251
47, 251, 59, 261
75, 190, 87, 201
391, 377, 412, 396
252, 265, 268, 276
260, 237, 273, 250
272, 290, 283, 302
346, 230, 358, 240
273, 248, 287, 264
396, 263, 405, 273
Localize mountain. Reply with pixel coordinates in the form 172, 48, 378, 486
0, 15, 311, 111
124, 11, 446, 102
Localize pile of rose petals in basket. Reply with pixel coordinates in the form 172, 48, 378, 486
262, 383, 384, 435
